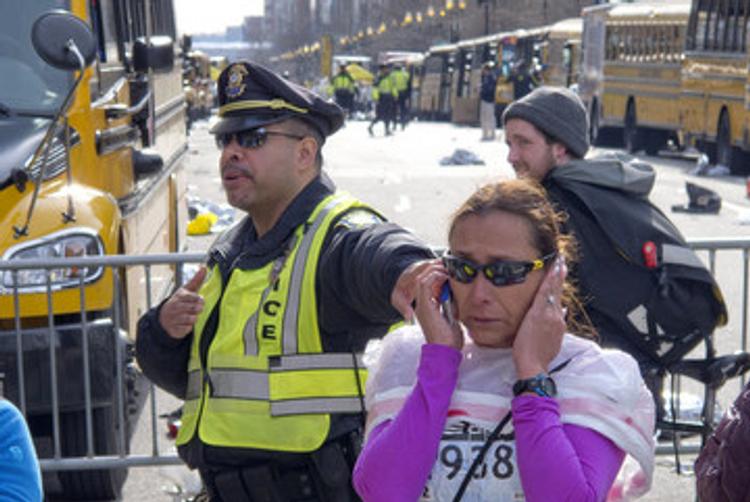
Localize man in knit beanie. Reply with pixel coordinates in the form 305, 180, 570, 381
501, 86, 589, 180
501, 86, 679, 423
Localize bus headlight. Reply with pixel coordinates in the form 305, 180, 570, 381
2, 229, 104, 292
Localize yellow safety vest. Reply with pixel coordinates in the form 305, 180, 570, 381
392, 70, 409, 93
177, 193, 372, 452
377, 74, 398, 97
332, 73, 355, 92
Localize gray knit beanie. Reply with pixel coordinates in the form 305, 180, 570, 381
502, 86, 589, 158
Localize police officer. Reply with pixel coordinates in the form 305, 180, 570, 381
135, 61, 433, 501
368, 64, 397, 137
331, 64, 356, 116
390, 64, 411, 130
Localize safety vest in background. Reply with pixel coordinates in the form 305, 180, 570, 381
374, 73, 397, 101
391, 68, 409, 96
177, 193, 373, 453
332, 72, 355, 92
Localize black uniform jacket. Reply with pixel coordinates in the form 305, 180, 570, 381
136, 173, 433, 470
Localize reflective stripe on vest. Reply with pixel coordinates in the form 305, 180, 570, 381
185, 353, 367, 414
177, 192, 373, 452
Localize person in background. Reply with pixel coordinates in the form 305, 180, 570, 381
510, 59, 538, 100
136, 60, 432, 501
479, 62, 498, 141
353, 179, 655, 501
331, 64, 356, 117
390, 64, 411, 130
0, 399, 43, 501
501, 86, 731, 426
368, 64, 397, 137
694, 379, 750, 501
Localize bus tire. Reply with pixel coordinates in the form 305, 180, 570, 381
58, 405, 129, 501
715, 111, 747, 174
644, 130, 667, 156
624, 100, 642, 154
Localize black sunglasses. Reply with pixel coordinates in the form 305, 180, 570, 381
442, 253, 557, 287
216, 127, 305, 149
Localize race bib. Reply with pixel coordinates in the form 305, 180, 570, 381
420, 420, 524, 501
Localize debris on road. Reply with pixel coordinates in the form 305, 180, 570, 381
671, 182, 722, 214
689, 154, 731, 177
186, 196, 236, 235
439, 148, 485, 166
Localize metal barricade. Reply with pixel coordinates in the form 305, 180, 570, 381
654, 237, 750, 456
0, 253, 203, 499
0, 238, 748, 480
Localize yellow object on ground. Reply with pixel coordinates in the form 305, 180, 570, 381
187, 212, 218, 235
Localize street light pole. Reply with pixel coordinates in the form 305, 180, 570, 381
479, 0, 490, 36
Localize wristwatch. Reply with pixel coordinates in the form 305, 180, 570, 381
512, 373, 557, 397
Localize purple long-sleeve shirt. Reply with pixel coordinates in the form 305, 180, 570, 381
353, 343, 626, 502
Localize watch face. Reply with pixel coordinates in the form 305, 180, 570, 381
539, 377, 557, 397
513, 374, 557, 397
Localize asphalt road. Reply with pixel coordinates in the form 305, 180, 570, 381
115, 116, 750, 502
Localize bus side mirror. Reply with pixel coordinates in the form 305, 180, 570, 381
133, 36, 175, 73
31, 10, 96, 71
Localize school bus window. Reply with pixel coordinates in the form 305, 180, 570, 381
716, 12, 726, 49
616, 30, 625, 60
425, 56, 442, 73
90, 0, 120, 64
606, 29, 615, 60
711, 0, 719, 50
646, 28, 655, 60
726, 2, 738, 51
150, 0, 177, 39
0, 3, 72, 113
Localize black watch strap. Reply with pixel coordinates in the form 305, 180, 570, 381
512, 372, 557, 397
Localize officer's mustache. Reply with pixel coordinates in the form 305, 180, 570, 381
221, 163, 253, 179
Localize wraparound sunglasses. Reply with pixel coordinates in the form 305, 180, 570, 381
442, 252, 557, 287
216, 127, 305, 149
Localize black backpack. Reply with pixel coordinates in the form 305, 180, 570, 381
544, 164, 728, 368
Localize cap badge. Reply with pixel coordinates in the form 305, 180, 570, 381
225, 64, 249, 99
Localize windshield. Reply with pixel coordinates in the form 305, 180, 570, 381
0, 1, 74, 115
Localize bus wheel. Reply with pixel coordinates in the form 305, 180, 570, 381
624, 101, 642, 154
716, 112, 732, 168
715, 111, 746, 174
58, 405, 129, 500
644, 130, 667, 156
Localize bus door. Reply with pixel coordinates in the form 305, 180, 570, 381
419, 52, 444, 120
452, 45, 478, 124
440, 48, 457, 121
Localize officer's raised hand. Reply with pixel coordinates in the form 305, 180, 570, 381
390, 259, 431, 322
159, 266, 207, 339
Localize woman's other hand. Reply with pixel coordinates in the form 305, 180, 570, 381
513, 256, 567, 379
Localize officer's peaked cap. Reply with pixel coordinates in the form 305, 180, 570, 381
209, 61, 345, 139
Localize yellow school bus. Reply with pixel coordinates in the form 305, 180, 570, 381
444, 19, 582, 126
540, 17, 583, 88
496, 27, 548, 109
417, 43, 458, 121
580, 1, 691, 154
452, 34, 499, 125
0, 1, 187, 498
680, 0, 750, 173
